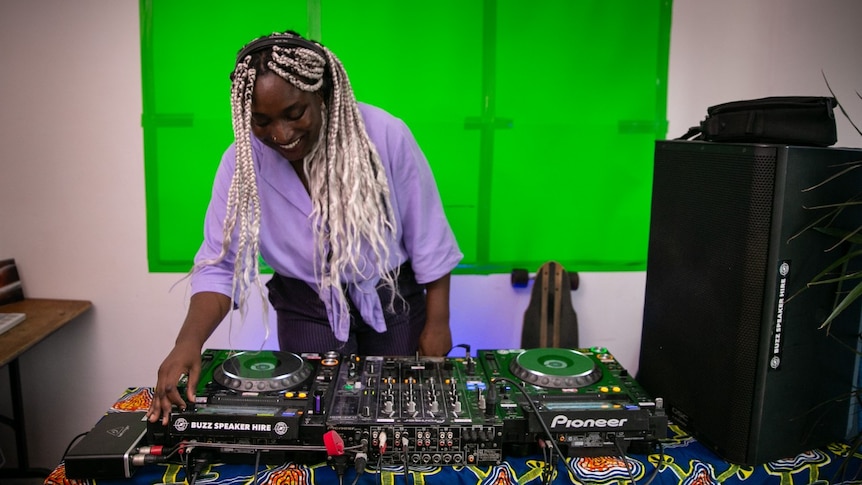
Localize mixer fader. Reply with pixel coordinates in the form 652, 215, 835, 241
327, 354, 505, 465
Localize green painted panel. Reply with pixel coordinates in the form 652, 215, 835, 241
141, 0, 672, 274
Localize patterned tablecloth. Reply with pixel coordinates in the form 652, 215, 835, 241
45, 388, 862, 485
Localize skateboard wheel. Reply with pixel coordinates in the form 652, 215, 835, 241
570, 272, 580, 291
511, 268, 530, 288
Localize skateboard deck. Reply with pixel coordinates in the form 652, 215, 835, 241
520, 261, 579, 349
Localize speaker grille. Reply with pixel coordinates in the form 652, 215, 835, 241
642, 143, 775, 459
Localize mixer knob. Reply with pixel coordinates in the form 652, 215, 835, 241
384, 400, 394, 413
453, 400, 462, 413
407, 401, 416, 413
430, 400, 439, 413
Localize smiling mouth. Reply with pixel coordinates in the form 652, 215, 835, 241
278, 137, 302, 150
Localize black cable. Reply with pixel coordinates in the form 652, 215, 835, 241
613, 439, 636, 484
832, 431, 862, 484
549, 444, 560, 485
61, 432, 89, 460
252, 450, 262, 485
377, 453, 383, 485
332, 454, 349, 485
185, 451, 211, 485
491, 377, 568, 468
350, 452, 368, 485
538, 439, 552, 485
640, 441, 665, 485
446, 343, 471, 357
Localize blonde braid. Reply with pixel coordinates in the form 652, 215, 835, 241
192, 54, 268, 341
306, 44, 399, 321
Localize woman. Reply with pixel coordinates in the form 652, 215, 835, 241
147, 31, 461, 425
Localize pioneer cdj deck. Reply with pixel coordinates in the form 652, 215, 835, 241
146, 347, 666, 466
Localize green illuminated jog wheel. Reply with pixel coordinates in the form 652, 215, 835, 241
510, 348, 601, 388
214, 350, 313, 392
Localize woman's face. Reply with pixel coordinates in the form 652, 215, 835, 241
251, 72, 324, 162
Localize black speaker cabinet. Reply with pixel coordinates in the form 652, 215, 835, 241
638, 140, 862, 465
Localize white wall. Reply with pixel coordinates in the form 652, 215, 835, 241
0, 0, 860, 470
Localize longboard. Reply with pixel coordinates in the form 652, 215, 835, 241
519, 261, 579, 349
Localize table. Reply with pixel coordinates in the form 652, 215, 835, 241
0, 298, 93, 478
44, 387, 862, 485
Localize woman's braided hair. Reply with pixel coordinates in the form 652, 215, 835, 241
196, 31, 397, 333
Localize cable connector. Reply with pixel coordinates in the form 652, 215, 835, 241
135, 445, 165, 455
131, 453, 168, 466
378, 430, 388, 453
332, 454, 349, 479
323, 430, 345, 456
354, 452, 368, 475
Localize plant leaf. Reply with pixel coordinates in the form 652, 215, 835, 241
820, 280, 862, 330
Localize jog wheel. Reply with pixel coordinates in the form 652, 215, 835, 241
509, 348, 601, 388
214, 350, 313, 392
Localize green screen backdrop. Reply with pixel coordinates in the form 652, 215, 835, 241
140, 0, 672, 274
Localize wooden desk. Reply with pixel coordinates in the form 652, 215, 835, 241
0, 298, 92, 478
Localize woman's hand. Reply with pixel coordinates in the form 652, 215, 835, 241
147, 342, 202, 425
146, 291, 231, 425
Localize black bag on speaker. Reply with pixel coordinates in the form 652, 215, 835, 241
679, 96, 838, 147
638, 140, 862, 465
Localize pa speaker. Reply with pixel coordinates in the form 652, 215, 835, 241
638, 140, 862, 465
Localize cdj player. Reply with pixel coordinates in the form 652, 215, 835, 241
146, 347, 666, 466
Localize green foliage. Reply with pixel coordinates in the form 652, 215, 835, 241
804, 76, 862, 330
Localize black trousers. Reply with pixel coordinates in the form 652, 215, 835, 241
266, 263, 426, 355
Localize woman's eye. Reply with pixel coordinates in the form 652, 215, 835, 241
287, 107, 306, 121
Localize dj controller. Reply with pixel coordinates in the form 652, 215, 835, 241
143, 347, 666, 466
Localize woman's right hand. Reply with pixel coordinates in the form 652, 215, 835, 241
147, 291, 232, 425
147, 342, 202, 426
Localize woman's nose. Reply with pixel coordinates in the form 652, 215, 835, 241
270, 120, 294, 144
